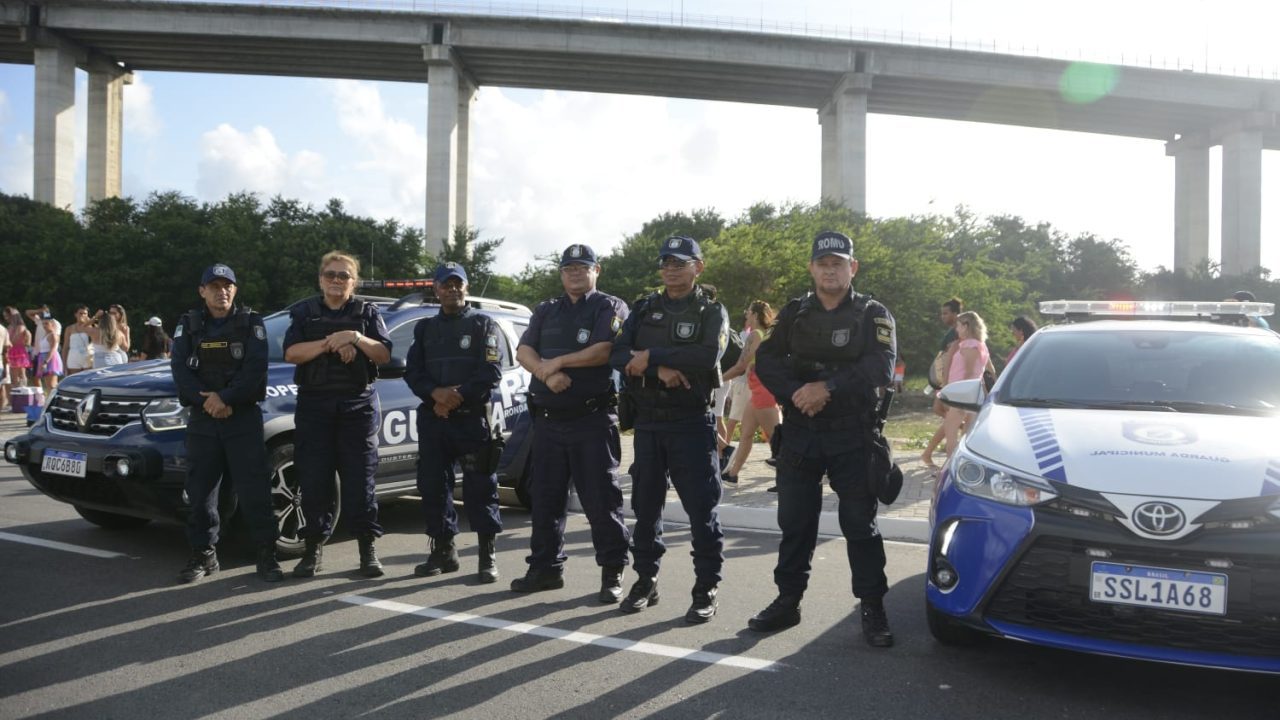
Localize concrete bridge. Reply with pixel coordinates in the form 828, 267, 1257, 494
2, 0, 1278, 272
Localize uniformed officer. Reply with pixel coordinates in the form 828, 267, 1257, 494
171, 263, 281, 584
284, 251, 392, 578
405, 262, 504, 582
748, 230, 898, 647
511, 244, 632, 601
608, 236, 728, 622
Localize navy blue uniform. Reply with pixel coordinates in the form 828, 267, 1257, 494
609, 286, 728, 585
283, 297, 391, 541
171, 306, 276, 550
520, 289, 631, 572
404, 307, 503, 540
755, 288, 897, 600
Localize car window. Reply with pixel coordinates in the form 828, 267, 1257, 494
388, 319, 421, 363
1004, 329, 1280, 411
264, 312, 291, 363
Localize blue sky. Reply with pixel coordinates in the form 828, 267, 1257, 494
1, 0, 1277, 275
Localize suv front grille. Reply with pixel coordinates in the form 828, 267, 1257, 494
985, 536, 1280, 658
47, 391, 147, 437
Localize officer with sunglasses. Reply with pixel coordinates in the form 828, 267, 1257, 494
284, 251, 392, 579
609, 236, 729, 622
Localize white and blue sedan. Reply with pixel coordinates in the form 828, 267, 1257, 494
926, 300, 1280, 674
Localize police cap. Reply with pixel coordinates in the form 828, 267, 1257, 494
811, 231, 854, 261
658, 235, 702, 261
560, 244, 599, 267
200, 263, 238, 285
434, 262, 468, 285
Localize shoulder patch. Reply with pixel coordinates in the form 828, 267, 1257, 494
874, 316, 895, 346
611, 316, 622, 334
253, 325, 266, 340
174, 324, 184, 339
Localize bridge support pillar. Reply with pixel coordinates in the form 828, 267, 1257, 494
87, 62, 130, 204
34, 44, 77, 209
820, 73, 871, 213
1220, 128, 1263, 276
1166, 137, 1210, 272
425, 45, 471, 255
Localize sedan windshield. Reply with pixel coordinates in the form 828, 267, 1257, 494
1002, 329, 1280, 414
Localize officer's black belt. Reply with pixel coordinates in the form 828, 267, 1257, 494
783, 411, 866, 432
533, 394, 616, 422
636, 406, 708, 423
450, 403, 487, 417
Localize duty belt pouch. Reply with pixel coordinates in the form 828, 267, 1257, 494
868, 430, 903, 504
617, 389, 637, 432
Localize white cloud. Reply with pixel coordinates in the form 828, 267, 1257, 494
124, 73, 162, 138
0, 132, 33, 197
195, 123, 328, 202
325, 79, 427, 224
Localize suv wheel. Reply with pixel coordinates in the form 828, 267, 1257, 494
74, 505, 151, 530
268, 441, 340, 558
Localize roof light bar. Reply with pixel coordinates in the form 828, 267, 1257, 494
357, 279, 434, 290
1039, 300, 1274, 317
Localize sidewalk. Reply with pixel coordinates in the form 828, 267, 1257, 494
579, 437, 934, 543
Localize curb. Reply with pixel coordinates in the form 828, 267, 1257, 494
568, 488, 930, 544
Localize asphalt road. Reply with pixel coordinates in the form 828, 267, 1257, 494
0, 460, 1275, 720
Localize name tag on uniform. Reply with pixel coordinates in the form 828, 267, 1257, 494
200, 341, 229, 350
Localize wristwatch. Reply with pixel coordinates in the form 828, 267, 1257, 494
824, 378, 837, 394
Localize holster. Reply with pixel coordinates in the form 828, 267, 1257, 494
617, 389, 638, 432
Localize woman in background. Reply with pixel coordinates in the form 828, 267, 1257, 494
722, 301, 781, 485
90, 311, 130, 368
942, 311, 990, 460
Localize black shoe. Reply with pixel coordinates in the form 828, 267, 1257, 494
748, 594, 802, 632
599, 565, 624, 603
619, 576, 659, 614
765, 456, 778, 468
509, 567, 565, 593
721, 473, 738, 485
860, 599, 895, 648
358, 534, 384, 578
292, 538, 324, 578
477, 533, 499, 584
766, 485, 778, 493
719, 445, 735, 470
685, 583, 719, 624
255, 546, 284, 582
414, 536, 460, 577
178, 548, 218, 584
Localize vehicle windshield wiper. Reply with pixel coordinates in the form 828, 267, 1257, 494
1080, 400, 1179, 412
1080, 400, 1272, 415
1004, 397, 1085, 408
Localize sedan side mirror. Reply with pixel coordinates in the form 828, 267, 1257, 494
379, 356, 407, 380
939, 378, 986, 412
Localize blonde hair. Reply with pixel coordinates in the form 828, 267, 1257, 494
319, 251, 360, 279
956, 311, 988, 343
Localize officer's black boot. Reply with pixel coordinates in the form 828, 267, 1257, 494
292, 538, 324, 578
748, 593, 803, 632
619, 576, 659, 614
685, 582, 719, 624
414, 536, 460, 577
860, 597, 895, 648
255, 545, 284, 582
477, 533, 499, 584
357, 534, 384, 578
510, 566, 565, 593
598, 565, 625, 604
178, 547, 219, 584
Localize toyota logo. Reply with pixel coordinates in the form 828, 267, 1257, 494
75, 391, 100, 432
1132, 501, 1186, 536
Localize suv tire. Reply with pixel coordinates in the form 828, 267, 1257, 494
268, 440, 340, 559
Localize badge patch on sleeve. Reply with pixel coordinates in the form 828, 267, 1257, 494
253, 325, 266, 340
874, 316, 895, 346
485, 332, 500, 362
174, 324, 183, 339
611, 316, 622, 334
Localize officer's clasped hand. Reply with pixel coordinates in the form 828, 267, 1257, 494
199, 391, 233, 419
656, 366, 690, 389
533, 357, 563, 383
790, 381, 832, 417
544, 372, 572, 393
431, 386, 465, 411
334, 344, 358, 364
624, 349, 650, 376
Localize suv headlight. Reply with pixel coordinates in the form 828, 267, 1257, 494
142, 397, 189, 432
950, 448, 1059, 506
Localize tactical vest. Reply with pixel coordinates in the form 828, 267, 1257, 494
294, 297, 375, 393
528, 295, 613, 406
418, 310, 490, 402
627, 289, 720, 411
788, 292, 871, 381
184, 307, 265, 401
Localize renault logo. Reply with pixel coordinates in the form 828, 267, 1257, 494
75, 391, 100, 432
1132, 501, 1186, 536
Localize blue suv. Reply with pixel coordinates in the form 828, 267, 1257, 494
3, 290, 536, 557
